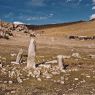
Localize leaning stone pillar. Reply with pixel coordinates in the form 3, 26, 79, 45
16, 48, 23, 64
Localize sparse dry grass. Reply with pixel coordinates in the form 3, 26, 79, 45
0, 21, 95, 94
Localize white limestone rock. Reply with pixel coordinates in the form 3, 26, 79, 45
57, 55, 64, 70
27, 37, 36, 69
72, 53, 81, 58
17, 77, 23, 83
8, 81, 13, 84
16, 48, 23, 64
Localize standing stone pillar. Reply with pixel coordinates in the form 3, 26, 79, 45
16, 48, 23, 64
27, 34, 36, 69
57, 55, 64, 70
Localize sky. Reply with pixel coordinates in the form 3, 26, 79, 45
0, 0, 95, 25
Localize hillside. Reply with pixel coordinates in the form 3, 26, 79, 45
28, 19, 95, 37
0, 19, 95, 37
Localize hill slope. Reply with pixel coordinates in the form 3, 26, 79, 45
27, 19, 95, 37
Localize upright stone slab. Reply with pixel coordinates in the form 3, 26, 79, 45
27, 36, 36, 69
57, 55, 64, 70
16, 48, 23, 64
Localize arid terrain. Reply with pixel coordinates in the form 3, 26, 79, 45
0, 19, 95, 95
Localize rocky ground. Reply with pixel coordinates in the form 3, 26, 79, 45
0, 34, 95, 95
0, 55, 95, 95
0, 20, 95, 94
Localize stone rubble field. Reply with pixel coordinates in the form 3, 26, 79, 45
0, 20, 95, 94
0, 52, 95, 95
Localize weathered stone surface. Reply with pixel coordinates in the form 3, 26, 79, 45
57, 55, 64, 70
16, 48, 23, 64
27, 37, 36, 69
8, 81, 13, 84
72, 53, 81, 58
33, 69, 41, 78
17, 77, 23, 83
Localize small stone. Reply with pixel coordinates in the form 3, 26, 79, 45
51, 71, 59, 75
54, 80, 56, 83
61, 76, 64, 80
26, 78, 29, 80
4, 81, 7, 83
80, 79, 86, 83
72, 68, 78, 71
46, 74, 51, 79
46, 75, 52, 79
61, 70, 66, 73
9, 81, 13, 84
2, 57, 6, 60
17, 77, 23, 83
10, 53, 16, 57
60, 81, 64, 84
23, 79, 27, 81
57, 80, 60, 83
37, 78, 41, 81
68, 70, 72, 72
86, 75, 91, 78
72, 53, 81, 58
33, 69, 41, 78
74, 78, 79, 80
68, 88, 73, 91
65, 77, 69, 81
11, 91, 16, 94
27, 71, 33, 77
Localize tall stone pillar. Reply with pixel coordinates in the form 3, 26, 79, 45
27, 35, 36, 69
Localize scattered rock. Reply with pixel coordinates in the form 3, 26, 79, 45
33, 69, 41, 78
60, 81, 64, 84
74, 78, 79, 81
86, 75, 91, 78
71, 68, 79, 72
57, 80, 60, 83
17, 77, 23, 83
39, 64, 51, 69
11, 61, 20, 64
27, 70, 33, 77
61, 69, 66, 73
63, 55, 71, 59
80, 79, 86, 83
8, 81, 13, 84
45, 60, 57, 64
11, 91, 16, 94
60, 76, 64, 80
51, 71, 60, 75
37, 78, 42, 81
72, 53, 81, 58
46, 74, 52, 79
10, 53, 16, 57
4, 81, 7, 83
